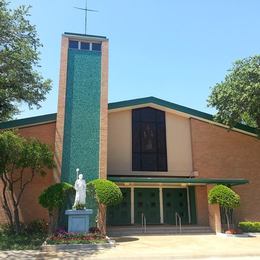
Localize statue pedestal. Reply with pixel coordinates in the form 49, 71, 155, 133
65, 209, 93, 233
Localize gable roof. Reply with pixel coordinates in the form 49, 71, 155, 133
109, 96, 257, 136
0, 96, 257, 136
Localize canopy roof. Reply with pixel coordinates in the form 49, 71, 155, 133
108, 176, 249, 186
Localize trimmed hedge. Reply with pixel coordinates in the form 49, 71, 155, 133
208, 184, 240, 209
87, 179, 123, 207
238, 222, 260, 232
39, 182, 75, 212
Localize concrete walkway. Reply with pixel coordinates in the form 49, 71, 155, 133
1, 235, 260, 259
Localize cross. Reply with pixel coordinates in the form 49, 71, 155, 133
74, 0, 98, 34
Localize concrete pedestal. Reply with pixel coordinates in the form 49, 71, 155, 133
65, 209, 93, 233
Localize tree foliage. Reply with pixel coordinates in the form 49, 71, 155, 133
39, 182, 74, 233
0, 0, 52, 121
39, 182, 75, 213
87, 179, 123, 207
208, 55, 260, 134
0, 130, 54, 233
208, 185, 240, 209
208, 185, 240, 230
87, 179, 122, 234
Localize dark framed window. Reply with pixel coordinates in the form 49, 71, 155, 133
69, 40, 79, 49
132, 107, 167, 171
81, 42, 90, 50
92, 43, 102, 51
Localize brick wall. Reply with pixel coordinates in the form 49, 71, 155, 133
191, 118, 260, 222
54, 36, 69, 182
195, 186, 209, 225
0, 122, 56, 224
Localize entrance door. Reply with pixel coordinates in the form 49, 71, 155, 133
163, 188, 189, 224
107, 188, 131, 225
134, 188, 160, 224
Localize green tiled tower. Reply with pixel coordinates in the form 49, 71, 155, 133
55, 33, 108, 227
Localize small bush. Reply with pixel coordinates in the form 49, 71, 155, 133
0, 221, 47, 250
238, 222, 260, 232
0, 220, 48, 235
25, 219, 48, 234
0, 223, 17, 235
87, 179, 123, 207
39, 182, 75, 233
208, 185, 240, 209
39, 182, 75, 212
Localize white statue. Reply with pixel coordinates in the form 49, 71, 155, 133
73, 169, 86, 208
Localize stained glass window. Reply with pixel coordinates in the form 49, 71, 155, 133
132, 107, 167, 171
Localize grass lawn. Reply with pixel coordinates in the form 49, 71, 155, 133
0, 231, 46, 250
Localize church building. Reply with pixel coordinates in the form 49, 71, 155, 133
0, 33, 259, 234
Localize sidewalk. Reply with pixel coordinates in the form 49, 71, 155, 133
0, 235, 260, 259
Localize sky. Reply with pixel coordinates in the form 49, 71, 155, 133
10, 0, 260, 119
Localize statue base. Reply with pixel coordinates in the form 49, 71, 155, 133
65, 209, 93, 233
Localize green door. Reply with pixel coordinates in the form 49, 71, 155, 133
134, 188, 160, 224
163, 188, 189, 224
107, 188, 131, 226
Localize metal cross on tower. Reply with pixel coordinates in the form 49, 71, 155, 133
74, 0, 98, 34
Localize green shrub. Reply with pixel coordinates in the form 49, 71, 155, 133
87, 179, 123, 207
208, 185, 240, 209
0, 219, 47, 235
87, 179, 123, 234
39, 182, 75, 213
25, 219, 48, 234
238, 222, 260, 232
39, 182, 75, 233
208, 185, 240, 230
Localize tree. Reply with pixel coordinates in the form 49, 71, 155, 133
0, 1, 52, 121
39, 182, 75, 233
0, 131, 54, 233
208, 55, 260, 134
208, 185, 240, 230
87, 179, 123, 234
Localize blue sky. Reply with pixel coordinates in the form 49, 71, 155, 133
11, 0, 260, 119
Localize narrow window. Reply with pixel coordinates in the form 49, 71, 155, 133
132, 107, 167, 171
92, 43, 102, 51
69, 40, 79, 49
81, 42, 90, 50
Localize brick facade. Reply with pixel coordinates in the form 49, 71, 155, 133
99, 40, 109, 180
191, 118, 260, 222
54, 36, 69, 183
195, 186, 209, 225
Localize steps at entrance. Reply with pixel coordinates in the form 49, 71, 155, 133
107, 225, 214, 236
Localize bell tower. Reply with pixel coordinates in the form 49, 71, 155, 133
54, 33, 108, 223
